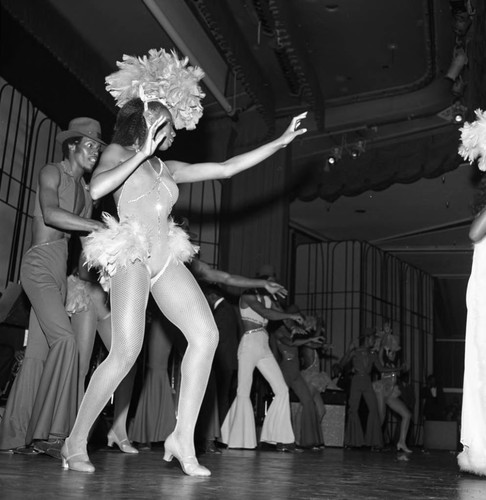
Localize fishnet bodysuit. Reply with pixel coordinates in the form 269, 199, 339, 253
68, 157, 218, 462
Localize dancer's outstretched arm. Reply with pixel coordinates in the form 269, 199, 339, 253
168, 112, 307, 183
469, 208, 486, 242
191, 258, 287, 298
241, 293, 304, 323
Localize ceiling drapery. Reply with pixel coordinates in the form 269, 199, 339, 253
292, 129, 463, 202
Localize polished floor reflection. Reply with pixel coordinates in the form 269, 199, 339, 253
0, 445, 484, 499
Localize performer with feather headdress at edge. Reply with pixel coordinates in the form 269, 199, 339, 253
60, 48, 308, 476
457, 109, 486, 476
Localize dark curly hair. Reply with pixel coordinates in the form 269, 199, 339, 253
111, 98, 167, 147
61, 137, 81, 158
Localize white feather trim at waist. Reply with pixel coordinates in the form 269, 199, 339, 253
83, 213, 198, 284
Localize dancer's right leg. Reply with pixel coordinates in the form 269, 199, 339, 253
96, 312, 137, 449
65, 262, 150, 464
220, 332, 259, 448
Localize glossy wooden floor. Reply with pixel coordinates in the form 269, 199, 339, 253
0, 444, 484, 500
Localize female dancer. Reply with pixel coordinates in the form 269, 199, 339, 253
61, 48, 307, 475
373, 323, 412, 453
221, 286, 304, 449
300, 320, 340, 428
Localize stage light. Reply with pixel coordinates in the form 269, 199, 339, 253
348, 140, 366, 159
453, 102, 466, 123
437, 102, 467, 124
327, 146, 342, 165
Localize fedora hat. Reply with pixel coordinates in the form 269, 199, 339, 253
56, 117, 106, 145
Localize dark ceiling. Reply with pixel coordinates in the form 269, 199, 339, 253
1, 0, 483, 278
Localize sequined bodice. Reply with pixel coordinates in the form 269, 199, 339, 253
117, 157, 178, 240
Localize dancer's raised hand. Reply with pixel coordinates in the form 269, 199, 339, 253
140, 113, 168, 157
278, 112, 308, 148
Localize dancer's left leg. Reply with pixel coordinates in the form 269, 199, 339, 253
150, 262, 218, 462
257, 355, 294, 445
386, 396, 412, 451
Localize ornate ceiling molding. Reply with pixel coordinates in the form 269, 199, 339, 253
189, 0, 275, 136
266, 0, 324, 130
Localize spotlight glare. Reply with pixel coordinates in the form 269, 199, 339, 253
454, 112, 464, 123
327, 146, 342, 166
348, 140, 366, 159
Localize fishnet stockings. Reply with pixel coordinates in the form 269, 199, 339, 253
68, 260, 218, 459
71, 300, 136, 441
68, 261, 150, 453
151, 262, 218, 457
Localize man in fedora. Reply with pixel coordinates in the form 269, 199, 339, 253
0, 117, 106, 457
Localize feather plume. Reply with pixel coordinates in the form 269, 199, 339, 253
459, 109, 486, 171
65, 275, 91, 315
106, 48, 205, 130
167, 218, 199, 264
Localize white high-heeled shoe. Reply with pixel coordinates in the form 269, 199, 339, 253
396, 442, 413, 453
163, 434, 211, 477
107, 430, 139, 454
61, 438, 95, 473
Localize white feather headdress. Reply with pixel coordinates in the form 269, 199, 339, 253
106, 48, 205, 130
459, 109, 486, 171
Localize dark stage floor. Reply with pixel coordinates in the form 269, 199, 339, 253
0, 445, 484, 499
